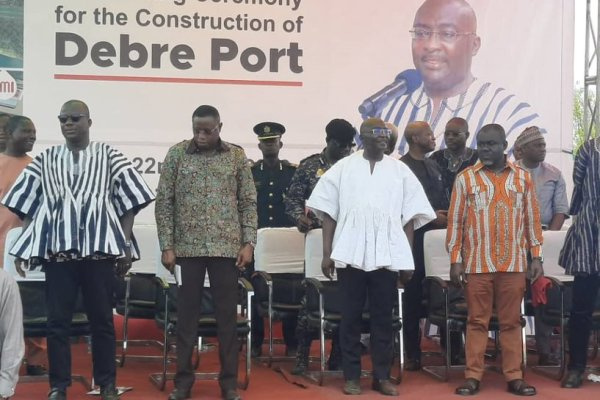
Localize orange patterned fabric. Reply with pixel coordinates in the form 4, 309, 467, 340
446, 161, 543, 273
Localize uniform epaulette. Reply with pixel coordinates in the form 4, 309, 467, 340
281, 160, 297, 168
298, 153, 319, 165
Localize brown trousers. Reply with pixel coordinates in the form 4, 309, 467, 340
464, 272, 525, 382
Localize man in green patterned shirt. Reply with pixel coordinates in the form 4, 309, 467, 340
155, 105, 257, 400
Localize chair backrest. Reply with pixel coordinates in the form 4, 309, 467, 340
542, 230, 572, 282
304, 228, 337, 281
254, 227, 305, 274
131, 224, 160, 274
3, 227, 45, 281
423, 229, 450, 280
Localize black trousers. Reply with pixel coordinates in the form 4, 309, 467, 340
568, 274, 600, 372
338, 266, 397, 380
44, 259, 116, 390
175, 257, 239, 392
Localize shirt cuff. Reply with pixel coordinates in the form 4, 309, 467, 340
450, 249, 463, 264
530, 246, 542, 259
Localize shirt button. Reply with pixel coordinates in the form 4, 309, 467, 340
269, 181, 274, 186
269, 216, 273, 221
268, 205, 273, 209
269, 193, 273, 197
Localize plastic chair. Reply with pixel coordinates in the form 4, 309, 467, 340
252, 227, 305, 365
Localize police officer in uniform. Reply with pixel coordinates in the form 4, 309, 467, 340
251, 122, 296, 228
249, 122, 298, 357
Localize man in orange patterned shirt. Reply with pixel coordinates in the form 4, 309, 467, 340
446, 124, 543, 397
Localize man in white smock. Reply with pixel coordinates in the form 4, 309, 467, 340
306, 118, 436, 396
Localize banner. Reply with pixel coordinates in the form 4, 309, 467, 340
0, 0, 575, 223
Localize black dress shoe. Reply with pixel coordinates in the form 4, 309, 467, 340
48, 388, 67, 400
455, 378, 480, 396
561, 370, 584, 389
507, 379, 536, 396
222, 389, 241, 400
168, 387, 191, 400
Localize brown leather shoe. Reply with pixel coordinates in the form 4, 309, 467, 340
343, 379, 361, 395
507, 379, 536, 396
372, 379, 398, 396
455, 378, 480, 396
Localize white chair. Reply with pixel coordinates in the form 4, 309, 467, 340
534, 229, 574, 380
252, 227, 305, 365
541, 230, 572, 282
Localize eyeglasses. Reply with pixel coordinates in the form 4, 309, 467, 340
58, 114, 88, 123
409, 28, 475, 43
370, 128, 391, 138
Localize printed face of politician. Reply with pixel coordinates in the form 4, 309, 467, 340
411, 0, 481, 97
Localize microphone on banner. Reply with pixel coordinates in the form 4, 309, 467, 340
358, 69, 423, 118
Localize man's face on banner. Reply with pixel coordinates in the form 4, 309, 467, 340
411, 0, 481, 97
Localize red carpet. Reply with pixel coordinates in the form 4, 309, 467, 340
13, 317, 600, 399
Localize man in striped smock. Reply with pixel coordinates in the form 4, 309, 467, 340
446, 124, 543, 397
368, 0, 540, 154
1, 100, 155, 400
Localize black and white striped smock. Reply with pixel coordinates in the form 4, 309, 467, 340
559, 138, 600, 275
1, 142, 155, 261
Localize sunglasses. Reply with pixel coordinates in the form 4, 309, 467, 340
370, 128, 391, 138
58, 114, 88, 123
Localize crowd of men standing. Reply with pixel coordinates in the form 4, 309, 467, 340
0, 105, 598, 399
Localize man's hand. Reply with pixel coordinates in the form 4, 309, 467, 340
14, 257, 27, 278
398, 270, 414, 286
450, 262, 467, 287
529, 258, 544, 282
296, 214, 312, 233
433, 210, 448, 228
321, 257, 335, 280
236, 243, 254, 271
161, 249, 176, 274
115, 247, 132, 277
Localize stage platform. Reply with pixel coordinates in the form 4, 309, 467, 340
13, 317, 600, 399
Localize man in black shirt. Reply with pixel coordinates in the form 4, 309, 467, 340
400, 121, 456, 370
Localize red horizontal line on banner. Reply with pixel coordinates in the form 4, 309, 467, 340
54, 74, 303, 87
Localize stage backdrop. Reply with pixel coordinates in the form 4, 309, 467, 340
0, 0, 575, 224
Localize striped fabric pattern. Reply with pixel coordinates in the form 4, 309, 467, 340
559, 138, 600, 275
446, 161, 543, 273
379, 80, 541, 153
1, 142, 155, 261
